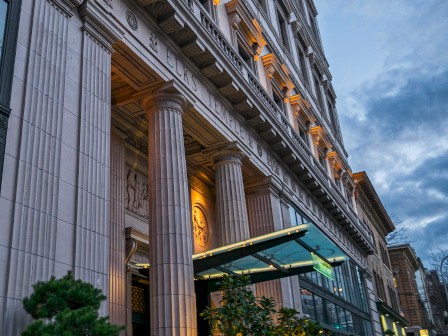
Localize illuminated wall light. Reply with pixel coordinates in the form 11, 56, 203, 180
213, 0, 220, 5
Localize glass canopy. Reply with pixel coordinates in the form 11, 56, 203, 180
193, 222, 348, 287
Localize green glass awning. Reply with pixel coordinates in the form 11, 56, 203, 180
193, 223, 348, 289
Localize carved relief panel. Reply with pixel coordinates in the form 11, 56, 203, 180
190, 176, 215, 253
125, 167, 149, 219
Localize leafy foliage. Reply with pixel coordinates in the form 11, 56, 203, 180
22, 272, 124, 336
200, 275, 322, 336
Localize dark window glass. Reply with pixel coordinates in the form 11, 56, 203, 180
277, 11, 289, 50
314, 295, 324, 322
237, 42, 255, 73
273, 90, 286, 115
298, 47, 309, 83
326, 301, 338, 328
346, 310, 354, 333
336, 306, 347, 331
300, 288, 316, 321
314, 75, 324, 108
0, 0, 8, 63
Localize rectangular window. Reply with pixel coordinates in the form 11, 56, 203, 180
317, 146, 327, 169
326, 301, 338, 328
273, 90, 287, 116
298, 47, 309, 84
0, 0, 8, 63
314, 75, 324, 109
314, 295, 324, 323
199, 0, 217, 21
300, 288, 317, 321
277, 10, 290, 51
237, 41, 256, 74
309, 13, 318, 37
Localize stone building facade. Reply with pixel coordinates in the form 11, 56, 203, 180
0, 0, 380, 335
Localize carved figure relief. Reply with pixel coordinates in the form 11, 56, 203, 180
126, 169, 149, 219
192, 205, 209, 248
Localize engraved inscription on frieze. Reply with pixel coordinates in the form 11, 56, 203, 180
192, 205, 209, 248
126, 168, 149, 219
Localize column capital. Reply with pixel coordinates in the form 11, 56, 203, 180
142, 82, 186, 117
79, 0, 124, 50
202, 141, 245, 166
245, 176, 282, 195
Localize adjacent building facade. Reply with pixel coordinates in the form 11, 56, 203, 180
0, 0, 397, 335
426, 270, 448, 335
354, 172, 407, 336
389, 245, 432, 335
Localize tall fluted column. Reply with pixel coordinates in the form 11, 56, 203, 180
144, 90, 196, 336
213, 144, 250, 246
74, 3, 119, 315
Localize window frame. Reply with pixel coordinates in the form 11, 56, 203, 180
0, 0, 22, 191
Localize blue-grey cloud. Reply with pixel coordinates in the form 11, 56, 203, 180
340, 65, 448, 267
316, 0, 448, 268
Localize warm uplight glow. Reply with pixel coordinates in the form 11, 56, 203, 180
134, 263, 150, 268
213, 0, 220, 5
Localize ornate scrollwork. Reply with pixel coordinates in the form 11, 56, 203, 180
126, 10, 138, 31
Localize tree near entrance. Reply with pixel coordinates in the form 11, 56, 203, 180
200, 275, 322, 336
22, 271, 124, 336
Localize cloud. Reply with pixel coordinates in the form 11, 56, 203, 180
315, 0, 448, 267
341, 67, 448, 267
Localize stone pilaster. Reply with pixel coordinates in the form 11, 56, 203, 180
246, 177, 283, 237
73, 3, 118, 315
109, 129, 127, 328
212, 144, 250, 246
246, 178, 301, 312
144, 89, 196, 336
1, 1, 75, 333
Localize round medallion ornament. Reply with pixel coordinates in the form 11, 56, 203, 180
192, 206, 210, 248
126, 10, 138, 31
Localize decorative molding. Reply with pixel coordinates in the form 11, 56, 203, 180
261, 53, 295, 97
190, 176, 213, 200
126, 9, 138, 30
125, 130, 148, 155
102, 0, 113, 9
48, 0, 82, 17
200, 12, 243, 74
225, 0, 267, 55
149, 32, 158, 52
79, 0, 124, 50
